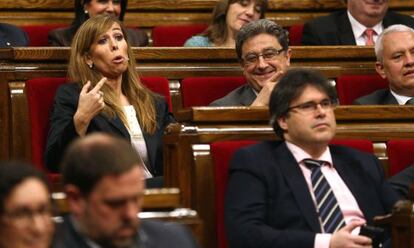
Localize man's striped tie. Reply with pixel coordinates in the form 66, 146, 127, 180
303, 159, 345, 233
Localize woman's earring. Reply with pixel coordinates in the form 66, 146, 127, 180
88, 63, 93, 69
84, 10, 88, 14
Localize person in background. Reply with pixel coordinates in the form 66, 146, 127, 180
210, 19, 290, 106
0, 23, 29, 47
52, 133, 199, 248
225, 68, 398, 248
354, 24, 414, 105
48, 0, 148, 47
0, 161, 54, 248
184, 0, 268, 47
45, 15, 174, 187
302, 0, 414, 46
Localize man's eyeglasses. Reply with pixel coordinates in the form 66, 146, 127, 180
287, 99, 338, 114
243, 48, 285, 66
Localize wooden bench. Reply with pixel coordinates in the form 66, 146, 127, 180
1, 0, 414, 34
163, 106, 414, 248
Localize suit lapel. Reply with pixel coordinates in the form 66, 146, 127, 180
337, 12, 357, 45
95, 114, 130, 139
384, 90, 398, 104
276, 143, 322, 232
240, 85, 257, 106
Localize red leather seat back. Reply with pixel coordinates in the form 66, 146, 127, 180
140, 76, 173, 112
181, 76, 246, 107
21, 24, 68, 46
336, 74, 389, 105
387, 140, 414, 176
152, 24, 208, 46
289, 24, 304, 46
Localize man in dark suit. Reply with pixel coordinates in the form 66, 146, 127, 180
52, 133, 199, 248
225, 69, 399, 248
354, 24, 414, 104
302, 0, 414, 46
210, 19, 291, 107
0, 23, 29, 47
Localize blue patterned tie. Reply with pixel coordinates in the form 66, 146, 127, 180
303, 159, 345, 233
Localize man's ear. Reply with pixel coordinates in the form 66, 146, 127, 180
375, 61, 387, 79
285, 48, 292, 66
64, 185, 85, 216
277, 115, 288, 132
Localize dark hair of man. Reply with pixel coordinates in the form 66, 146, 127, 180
61, 134, 141, 196
236, 19, 289, 62
72, 0, 127, 33
0, 161, 49, 214
269, 68, 337, 139
203, 0, 268, 45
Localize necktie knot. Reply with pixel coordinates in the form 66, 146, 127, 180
303, 159, 325, 169
365, 28, 376, 46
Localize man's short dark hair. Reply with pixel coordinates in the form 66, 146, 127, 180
269, 68, 337, 139
235, 19, 289, 62
61, 134, 142, 196
0, 161, 48, 214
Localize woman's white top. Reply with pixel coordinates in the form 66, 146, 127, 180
123, 105, 152, 178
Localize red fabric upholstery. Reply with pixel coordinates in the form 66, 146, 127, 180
21, 24, 68, 47
140, 76, 172, 112
330, 139, 374, 153
336, 74, 389, 105
210, 138, 372, 248
26, 77, 67, 182
211, 140, 257, 248
152, 24, 208, 46
289, 24, 304, 46
387, 140, 414, 176
181, 76, 246, 107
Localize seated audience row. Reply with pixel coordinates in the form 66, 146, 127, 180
0, 133, 199, 248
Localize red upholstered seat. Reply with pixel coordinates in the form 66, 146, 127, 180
387, 140, 414, 176
210, 138, 372, 248
140, 76, 173, 111
289, 24, 304, 46
152, 24, 208, 46
181, 76, 246, 107
211, 140, 257, 248
26, 77, 67, 183
21, 24, 68, 46
336, 74, 389, 105
330, 139, 374, 153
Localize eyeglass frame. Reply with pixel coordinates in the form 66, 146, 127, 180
242, 48, 285, 66
286, 98, 339, 114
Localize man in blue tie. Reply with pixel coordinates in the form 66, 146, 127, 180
225, 68, 399, 248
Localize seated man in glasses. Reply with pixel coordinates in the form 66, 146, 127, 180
210, 19, 291, 107
225, 68, 399, 248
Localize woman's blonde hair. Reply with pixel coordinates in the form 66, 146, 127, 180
68, 15, 158, 134
203, 0, 268, 45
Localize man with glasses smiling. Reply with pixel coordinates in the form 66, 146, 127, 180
210, 19, 291, 106
225, 69, 398, 248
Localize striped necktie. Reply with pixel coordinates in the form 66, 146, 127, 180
303, 159, 345, 233
365, 28, 375, 46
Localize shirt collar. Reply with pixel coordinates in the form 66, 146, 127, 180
390, 89, 413, 105
347, 11, 383, 41
285, 141, 333, 166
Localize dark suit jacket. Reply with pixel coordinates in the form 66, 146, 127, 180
302, 10, 414, 45
52, 216, 199, 248
209, 84, 256, 106
45, 83, 174, 176
353, 89, 399, 105
0, 23, 29, 47
48, 26, 148, 47
225, 141, 399, 248
388, 165, 414, 199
